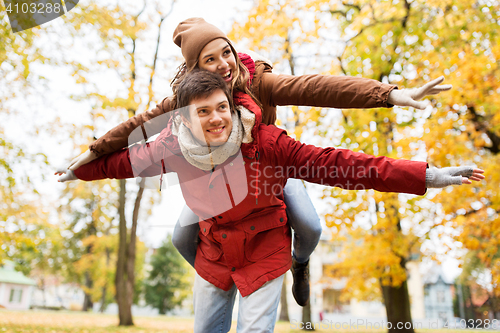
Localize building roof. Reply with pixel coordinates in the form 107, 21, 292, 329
422, 264, 453, 285
0, 261, 36, 286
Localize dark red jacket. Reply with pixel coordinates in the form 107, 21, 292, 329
75, 93, 427, 296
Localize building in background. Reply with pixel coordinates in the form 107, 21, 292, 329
0, 261, 36, 310
29, 274, 85, 311
305, 237, 455, 328
423, 266, 455, 325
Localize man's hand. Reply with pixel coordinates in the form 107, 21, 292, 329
426, 166, 485, 188
388, 76, 452, 110
55, 168, 78, 182
68, 150, 97, 171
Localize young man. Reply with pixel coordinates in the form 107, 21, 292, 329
57, 69, 484, 333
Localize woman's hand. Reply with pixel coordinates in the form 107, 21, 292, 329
388, 76, 452, 110
426, 166, 485, 188
68, 150, 97, 171
54, 169, 78, 182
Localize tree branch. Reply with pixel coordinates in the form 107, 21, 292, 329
148, 0, 177, 107
468, 106, 500, 154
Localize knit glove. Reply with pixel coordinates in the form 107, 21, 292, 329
387, 76, 452, 110
425, 166, 475, 188
68, 150, 98, 171
55, 168, 78, 182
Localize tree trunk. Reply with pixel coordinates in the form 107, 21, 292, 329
126, 182, 144, 318
301, 268, 314, 331
40, 277, 46, 307
83, 203, 96, 312
115, 179, 145, 326
82, 271, 93, 311
279, 273, 290, 321
381, 279, 414, 333
100, 241, 111, 313
99, 285, 107, 313
302, 301, 315, 331
115, 179, 133, 326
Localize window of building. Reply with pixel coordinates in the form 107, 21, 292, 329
436, 290, 445, 303
438, 311, 448, 322
9, 288, 23, 303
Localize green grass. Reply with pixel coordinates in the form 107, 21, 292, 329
1, 310, 499, 332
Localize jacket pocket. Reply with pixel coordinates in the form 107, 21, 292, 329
243, 210, 288, 262
198, 220, 223, 261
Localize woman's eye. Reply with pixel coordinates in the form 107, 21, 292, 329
206, 58, 213, 63
223, 50, 231, 56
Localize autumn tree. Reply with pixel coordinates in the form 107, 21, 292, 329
0, 4, 54, 274
414, 0, 500, 299
455, 250, 500, 321
143, 235, 191, 315
58, 157, 125, 312
231, 1, 498, 332
60, 0, 177, 325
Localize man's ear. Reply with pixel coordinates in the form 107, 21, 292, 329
180, 113, 192, 129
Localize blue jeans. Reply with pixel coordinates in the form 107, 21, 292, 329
193, 272, 284, 333
172, 178, 321, 267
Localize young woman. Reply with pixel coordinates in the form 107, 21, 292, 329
57, 69, 483, 333
66, 17, 452, 306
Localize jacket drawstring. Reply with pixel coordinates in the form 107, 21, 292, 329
255, 150, 260, 205
159, 159, 166, 191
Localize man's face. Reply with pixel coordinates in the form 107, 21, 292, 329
181, 89, 233, 147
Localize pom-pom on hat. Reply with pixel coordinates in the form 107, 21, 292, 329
173, 17, 231, 70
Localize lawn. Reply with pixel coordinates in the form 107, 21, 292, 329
0, 310, 498, 332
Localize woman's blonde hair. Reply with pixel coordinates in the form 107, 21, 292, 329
170, 41, 262, 111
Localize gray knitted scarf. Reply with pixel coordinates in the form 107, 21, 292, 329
172, 106, 255, 171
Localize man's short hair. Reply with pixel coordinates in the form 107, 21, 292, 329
176, 69, 235, 119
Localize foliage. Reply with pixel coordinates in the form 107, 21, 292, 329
231, 0, 499, 329
455, 250, 500, 318
143, 235, 192, 315
0, 134, 49, 267
58, 0, 177, 323
414, 1, 500, 297
0, 11, 52, 271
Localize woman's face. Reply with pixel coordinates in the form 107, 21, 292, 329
198, 39, 237, 86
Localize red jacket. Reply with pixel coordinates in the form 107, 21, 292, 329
75, 93, 427, 297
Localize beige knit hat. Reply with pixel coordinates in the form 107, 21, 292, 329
173, 18, 232, 70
